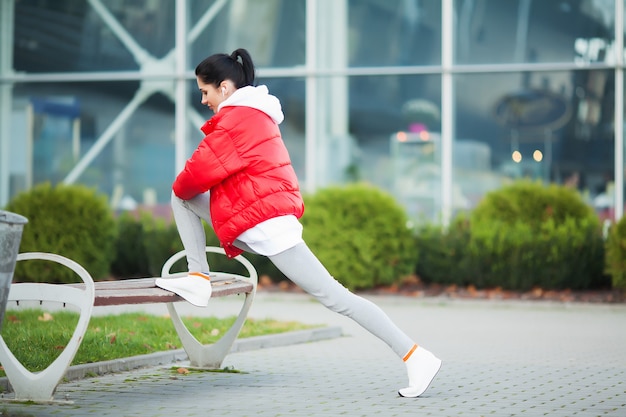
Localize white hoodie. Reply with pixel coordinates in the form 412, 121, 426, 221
218, 85, 285, 125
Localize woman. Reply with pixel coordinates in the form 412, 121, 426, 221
155, 48, 442, 398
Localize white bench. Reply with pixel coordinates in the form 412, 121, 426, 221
0, 247, 257, 403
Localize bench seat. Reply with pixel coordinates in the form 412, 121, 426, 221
75, 275, 254, 306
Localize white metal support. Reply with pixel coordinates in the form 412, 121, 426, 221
160, 247, 257, 369
0, 253, 95, 403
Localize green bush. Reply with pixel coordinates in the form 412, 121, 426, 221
470, 180, 606, 290
111, 210, 184, 278
414, 216, 471, 286
465, 217, 605, 291
141, 214, 184, 277
4, 183, 116, 283
111, 211, 281, 280
300, 183, 416, 291
415, 180, 608, 291
471, 179, 596, 227
605, 217, 626, 291
111, 211, 155, 278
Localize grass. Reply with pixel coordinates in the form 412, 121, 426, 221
0, 309, 316, 374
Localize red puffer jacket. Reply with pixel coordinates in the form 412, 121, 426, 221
172, 106, 304, 258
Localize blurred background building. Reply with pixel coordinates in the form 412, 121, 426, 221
0, 0, 623, 225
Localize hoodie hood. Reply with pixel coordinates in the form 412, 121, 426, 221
218, 85, 284, 124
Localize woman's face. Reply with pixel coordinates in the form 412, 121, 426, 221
196, 77, 233, 113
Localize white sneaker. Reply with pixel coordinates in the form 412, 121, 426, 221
155, 272, 212, 307
398, 346, 442, 398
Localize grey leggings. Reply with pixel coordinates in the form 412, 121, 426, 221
171, 192, 415, 358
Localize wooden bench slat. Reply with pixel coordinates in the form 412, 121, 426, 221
69, 276, 254, 307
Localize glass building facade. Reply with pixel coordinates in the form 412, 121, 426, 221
0, 0, 624, 225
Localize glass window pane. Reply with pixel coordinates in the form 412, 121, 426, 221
264, 78, 306, 180
190, 0, 306, 69
455, 70, 614, 215
14, 0, 176, 72
14, 0, 306, 73
336, 74, 442, 222
455, 0, 615, 65
11, 81, 176, 208
348, 0, 442, 67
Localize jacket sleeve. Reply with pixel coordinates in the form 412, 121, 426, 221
172, 127, 244, 200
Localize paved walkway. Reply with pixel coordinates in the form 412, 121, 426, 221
1, 292, 625, 416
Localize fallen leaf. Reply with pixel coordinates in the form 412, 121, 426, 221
38, 312, 53, 322
258, 275, 273, 287
177, 367, 190, 374
445, 284, 457, 293
7, 315, 19, 323
467, 285, 477, 296
54, 345, 65, 350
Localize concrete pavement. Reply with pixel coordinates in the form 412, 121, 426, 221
0, 292, 624, 416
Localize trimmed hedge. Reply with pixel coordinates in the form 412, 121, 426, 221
605, 216, 626, 291
300, 183, 416, 290
4, 183, 116, 283
111, 211, 184, 278
416, 180, 608, 291
111, 210, 284, 280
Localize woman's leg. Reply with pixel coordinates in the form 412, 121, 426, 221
170, 191, 211, 273
269, 242, 413, 356
155, 192, 213, 307
268, 242, 441, 397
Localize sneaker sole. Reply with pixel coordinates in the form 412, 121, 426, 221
398, 359, 443, 398
155, 278, 210, 307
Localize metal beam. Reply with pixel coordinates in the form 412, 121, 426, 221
87, 0, 151, 66
615, 0, 624, 221
63, 0, 231, 185
0, 0, 15, 207
175, 0, 189, 174
64, 88, 150, 184
305, 0, 318, 193
441, 0, 454, 227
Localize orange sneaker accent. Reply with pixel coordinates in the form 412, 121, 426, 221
189, 272, 211, 281
403, 344, 418, 362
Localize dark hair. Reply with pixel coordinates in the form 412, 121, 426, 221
195, 48, 256, 88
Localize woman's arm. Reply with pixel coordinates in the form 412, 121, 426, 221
172, 128, 243, 200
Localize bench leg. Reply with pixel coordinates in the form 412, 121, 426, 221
166, 289, 254, 368
0, 253, 95, 403
161, 247, 257, 369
